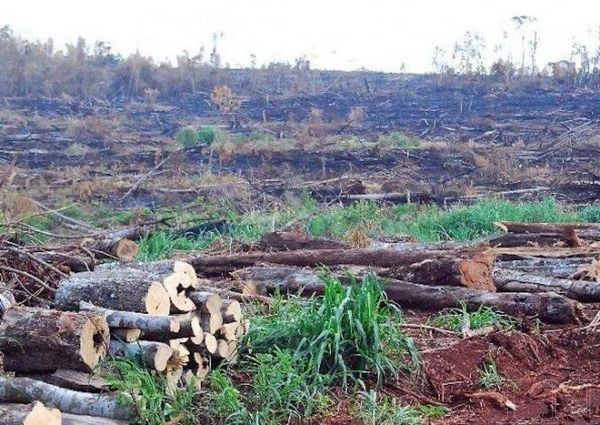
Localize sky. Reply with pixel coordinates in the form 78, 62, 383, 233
1, 0, 599, 73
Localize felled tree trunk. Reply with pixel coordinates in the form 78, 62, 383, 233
98, 261, 196, 312
0, 307, 109, 373
23, 369, 108, 393
55, 268, 170, 315
0, 402, 61, 425
234, 265, 582, 324
0, 377, 135, 420
79, 302, 180, 335
188, 248, 496, 290
493, 268, 600, 302
0, 285, 15, 318
258, 231, 348, 251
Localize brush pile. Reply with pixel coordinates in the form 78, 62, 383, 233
0, 259, 246, 422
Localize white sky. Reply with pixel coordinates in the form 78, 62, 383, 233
1, 0, 599, 72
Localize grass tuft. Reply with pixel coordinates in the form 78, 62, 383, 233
429, 303, 517, 332
478, 359, 504, 390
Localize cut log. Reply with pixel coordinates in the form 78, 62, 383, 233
221, 300, 242, 323
258, 231, 348, 251
497, 221, 599, 234
189, 248, 496, 290
493, 268, 600, 302
227, 340, 239, 363
214, 339, 230, 359
175, 313, 204, 339
0, 401, 61, 425
0, 377, 135, 420
81, 238, 138, 261
200, 312, 223, 334
189, 352, 210, 381
79, 302, 180, 335
197, 333, 218, 355
165, 366, 183, 395
489, 233, 571, 248
22, 369, 108, 393
108, 340, 173, 372
0, 307, 109, 373
55, 269, 170, 315
217, 322, 242, 341
187, 291, 222, 314
111, 328, 141, 342
0, 285, 16, 318
61, 413, 128, 425
96, 261, 195, 312
235, 265, 582, 324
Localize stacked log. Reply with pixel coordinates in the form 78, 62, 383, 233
0, 259, 247, 422
56, 260, 246, 386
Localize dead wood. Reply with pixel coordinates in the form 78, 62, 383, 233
111, 328, 141, 342
108, 340, 173, 372
55, 268, 171, 315
80, 238, 138, 262
0, 307, 109, 373
22, 369, 108, 393
258, 231, 348, 251
188, 248, 496, 290
233, 265, 582, 324
0, 377, 135, 420
61, 413, 128, 425
79, 301, 181, 335
494, 268, 600, 302
0, 401, 61, 425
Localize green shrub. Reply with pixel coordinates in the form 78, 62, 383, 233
579, 204, 600, 222
196, 126, 216, 144
175, 126, 198, 147
378, 132, 422, 149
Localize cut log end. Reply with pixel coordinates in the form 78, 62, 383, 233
0, 401, 62, 425
114, 239, 139, 261
145, 282, 171, 315
458, 251, 496, 291
80, 315, 110, 371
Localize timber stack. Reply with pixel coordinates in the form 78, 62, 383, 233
0, 259, 247, 422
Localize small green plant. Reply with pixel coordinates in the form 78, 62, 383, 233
478, 359, 504, 389
579, 204, 600, 222
352, 390, 446, 425
429, 303, 517, 332
196, 126, 216, 144
175, 126, 198, 147
105, 357, 196, 425
202, 369, 249, 424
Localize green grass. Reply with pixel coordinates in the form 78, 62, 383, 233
352, 390, 447, 425
378, 132, 422, 149
105, 357, 197, 425
243, 273, 419, 387
429, 303, 517, 332
200, 273, 419, 424
478, 359, 504, 390
176, 125, 217, 147
135, 197, 597, 261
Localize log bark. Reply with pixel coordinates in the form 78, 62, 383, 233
0, 307, 109, 373
0, 401, 61, 425
55, 268, 171, 315
22, 369, 108, 393
61, 413, 128, 425
0, 377, 135, 420
108, 340, 173, 372
111, 328, 141, 342
493, 268, 600, 302
79, 302, 180, 335
235, 265, 582, 324
258, 231, 348, 251
190, 248, 496, 290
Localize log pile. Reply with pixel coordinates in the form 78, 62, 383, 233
0, 259, 247, 422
